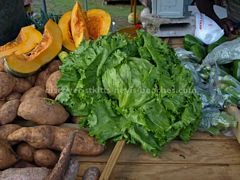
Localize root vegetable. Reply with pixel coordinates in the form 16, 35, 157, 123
20, 86, 47, 102
14, 160, 36, 168
26, 75, 37, 86
0, 100, 5, 108
0, 140, 18, 170
0, 167, 50, 180
0, 124, 21, 140
0, 100, 20, 125
46, 71, 61, 98
0, 72, 15, 99
35, 60, 62, 89
6, 92, 22, 101
64, 158, 81, 180
13, 78, 32, 93
18, 97, 69, 125
47, 131, 76, 180
35, 70, 51, 89
83, 167, 101, 180
47, 60, 62, 73
16, 143, 35, 162
34, 149, 58, 168
7, 125, 105, 155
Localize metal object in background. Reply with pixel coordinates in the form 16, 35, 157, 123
41, 0, 47, 14
151, 0, 193, 18
83, 0, 88, 10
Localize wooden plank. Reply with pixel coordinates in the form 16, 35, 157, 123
77, 163, 240, 180
191, 132, 236, 141
79, 139, 240, 165
100, 140, 125, 180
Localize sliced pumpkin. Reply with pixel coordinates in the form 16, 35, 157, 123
71, 2, 89, 47
5, 19, 62, 77
87, 9, 111, 40
58, 11, 76, 51
0, 26, 42, 58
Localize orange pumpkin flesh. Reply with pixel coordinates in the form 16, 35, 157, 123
71, 2, 89, 47
5, 19, 62, 76
87, 9, 111, 40
0, 26, 42, 58
58, 11, 76, 51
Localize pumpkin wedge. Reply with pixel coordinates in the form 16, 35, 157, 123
87, 9, 111, 40
58, 11, 76, 51
0, 26, 42, 58
71, 2, 89, 47
5, 19, 62, 77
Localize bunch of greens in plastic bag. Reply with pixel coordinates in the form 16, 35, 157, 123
57, 31, 202, 156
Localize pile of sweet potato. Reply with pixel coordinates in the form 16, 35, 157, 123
0, 58, 105, 174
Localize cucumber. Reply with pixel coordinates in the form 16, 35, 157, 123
233, 60, 240, 81
190, 44, 207, 62
183, 34, 204, 51
207, 36, 227, 53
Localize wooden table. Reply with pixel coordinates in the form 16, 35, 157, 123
77, 132, 240, 179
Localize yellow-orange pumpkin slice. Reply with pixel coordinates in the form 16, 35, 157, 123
0, 26, 42, 58
5, 19, 62, 77
58, 11, 76, 51
87, 9, 111, 40
71, 2, 89, 47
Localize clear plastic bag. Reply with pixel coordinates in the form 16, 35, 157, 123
203, 38, 240, 65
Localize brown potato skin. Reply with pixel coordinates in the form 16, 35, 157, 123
0, 100, 20, 125
7, 126, 105, 156
0, 72, 15, 99
0, 124, 21, 141
46, 71, 61, 98
18, 97, 69, 125
16, 143, 35, 162
6, 92, 22, 101
20, 86, 47, 102
0, 100, 5, 108
13, 78, 32, 93
35, 60, 62, 90
34, 149, 58, 168
0, 140, 18, 170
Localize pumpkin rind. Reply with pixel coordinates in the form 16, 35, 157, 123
5, 19, 62, 77
87, 9, 111, 40
0, 26, 42, 58
58, 11, 76, 51
71, 2, 89, 47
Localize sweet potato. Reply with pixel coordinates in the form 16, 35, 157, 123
13, 77, 32, 93
34, 149, 58, 168
0, 100, 5, 108
0, 58, 4, 72
0, 124, 21, 140
47, 59, 62, 73
0, 100, 20, 125
14, 160, 36, 168
6, 92, 22, 101
16, 143, 35, 162
20, 86, 47, 102
35, 60, 62, 90
7, 125, 105, 155
18, 97, 69, 125
26, 75, 37, 86
0, 167, 50, 180
0, 72, 15, 99
0, 140, 18, 170
46, 71, 61, 98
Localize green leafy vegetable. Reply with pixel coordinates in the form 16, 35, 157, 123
57, 31, 202, 156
